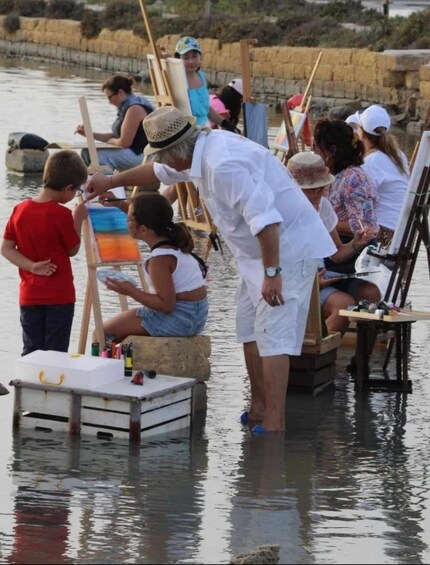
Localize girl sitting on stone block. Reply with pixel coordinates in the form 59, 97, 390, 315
99, 192, 209, 342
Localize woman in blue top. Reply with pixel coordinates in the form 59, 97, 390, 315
76, 74, 153, 171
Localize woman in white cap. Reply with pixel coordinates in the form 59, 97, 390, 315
346, 105, 409, 248
209, 78, 243, 131
288, 151, 380, 335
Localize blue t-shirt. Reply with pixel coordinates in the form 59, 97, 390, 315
188, 70, 210, 126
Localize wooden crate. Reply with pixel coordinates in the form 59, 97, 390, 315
289, 332, 341, 391
9, 374, 195, 442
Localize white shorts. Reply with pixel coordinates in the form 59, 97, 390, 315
236, 258, 319, 357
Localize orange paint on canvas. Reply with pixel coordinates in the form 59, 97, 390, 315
95, 233, 141, 263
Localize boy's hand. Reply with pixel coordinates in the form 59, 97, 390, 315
73, 201, 89, 222
75, 125, 86, 137
32, 259, 57, 276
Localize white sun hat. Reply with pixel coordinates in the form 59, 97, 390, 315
143, 106, 197, 156
287, 151, 334, 189
346, 105, 391, 136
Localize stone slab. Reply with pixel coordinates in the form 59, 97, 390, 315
5, 148, 48, 173
131, 335, 211, 382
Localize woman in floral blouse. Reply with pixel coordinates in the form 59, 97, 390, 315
312, 118, 379, 275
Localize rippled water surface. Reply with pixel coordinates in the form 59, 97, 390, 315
1, 58, 430, 564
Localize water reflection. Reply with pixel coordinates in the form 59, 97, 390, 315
2, 58, 430, 565
8, 428, 209, 564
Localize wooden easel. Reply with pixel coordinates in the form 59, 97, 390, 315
77, 96, 148, 353
138, 0, 218, 261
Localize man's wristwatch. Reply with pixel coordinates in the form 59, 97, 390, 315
264, 266, 282, 278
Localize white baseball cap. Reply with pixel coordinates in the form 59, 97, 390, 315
228, 78, 243, 96
346, 105, 391, 136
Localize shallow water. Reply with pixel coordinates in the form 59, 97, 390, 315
0, 58, 430, 564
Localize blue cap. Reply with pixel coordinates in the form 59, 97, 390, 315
175, 36, 201, 55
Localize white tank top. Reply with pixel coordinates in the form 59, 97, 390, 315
144, 248, 205, 293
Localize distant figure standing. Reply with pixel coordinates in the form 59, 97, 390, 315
75, 74, 153, 171
174, 36, 237, 131
346, 105, 409, 248
1, 150, 88, 355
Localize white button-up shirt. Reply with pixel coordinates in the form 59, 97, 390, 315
154, 130, 336, 304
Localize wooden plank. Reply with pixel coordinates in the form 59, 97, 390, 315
339, 308, 430, 323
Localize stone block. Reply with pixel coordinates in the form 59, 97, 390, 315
5, 148, 48, 173
131, 335, 211, 382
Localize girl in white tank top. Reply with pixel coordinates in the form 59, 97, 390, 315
99, 192, 208, 342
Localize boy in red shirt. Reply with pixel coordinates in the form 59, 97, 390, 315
1, 150, 88, 355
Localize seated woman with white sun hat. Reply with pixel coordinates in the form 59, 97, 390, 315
287, 151, 380, 335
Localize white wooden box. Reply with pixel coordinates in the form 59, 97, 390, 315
10, 374, 195, 441
15, 350, 123, 389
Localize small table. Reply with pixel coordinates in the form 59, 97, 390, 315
339, 309, 430, 393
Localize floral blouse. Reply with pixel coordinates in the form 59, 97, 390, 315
324, 165, 379, 235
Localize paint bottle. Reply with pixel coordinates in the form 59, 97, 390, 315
101, 347, 109, 358
91, 342, 100, 356
115, 343, 122, 360
124, 342, 133, 377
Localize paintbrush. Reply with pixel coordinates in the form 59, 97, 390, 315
324, 270, 380, 280
102, 198, 128, 202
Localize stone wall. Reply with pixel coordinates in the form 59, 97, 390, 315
1, 16, 430, 117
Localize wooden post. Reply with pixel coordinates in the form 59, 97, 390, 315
240, 38, 258, 103
299, 52, 322, 112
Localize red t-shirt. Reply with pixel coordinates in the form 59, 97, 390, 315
3, 199, 80, 305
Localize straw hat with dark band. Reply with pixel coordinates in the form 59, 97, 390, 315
143, 106, 197, 156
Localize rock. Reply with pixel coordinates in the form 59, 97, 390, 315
230, 544, 280, 564
0, 383, 10, 396
5, 148, 48, 173
131, 335, 211, 381
328, 101, 362, 121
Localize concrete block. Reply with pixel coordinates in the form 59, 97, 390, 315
5, 148, 48, 173
131, 335, 211, 382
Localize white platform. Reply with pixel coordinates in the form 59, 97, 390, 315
10, 373, 195, 442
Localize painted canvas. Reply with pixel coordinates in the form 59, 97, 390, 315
86, 188, 141, 264
389, 131, 430, 255
271, 110, 307, 151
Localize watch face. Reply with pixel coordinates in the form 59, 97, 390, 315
265, 267, 279, 277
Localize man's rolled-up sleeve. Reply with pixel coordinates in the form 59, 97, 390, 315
153, 163, 190, 185
217, 165, 283, 236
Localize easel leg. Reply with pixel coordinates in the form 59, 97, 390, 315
78, 278, 93, 354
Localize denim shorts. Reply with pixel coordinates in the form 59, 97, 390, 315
319, 271, 365, 305
136, 298, 209, 337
